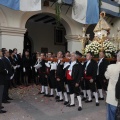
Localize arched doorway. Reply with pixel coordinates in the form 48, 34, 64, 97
25, 13, 67, 53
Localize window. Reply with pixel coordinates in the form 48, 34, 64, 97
54, 27, 66, 45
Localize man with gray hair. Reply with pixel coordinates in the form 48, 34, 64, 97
105, 51, 120, 120
66, 52, 83, 111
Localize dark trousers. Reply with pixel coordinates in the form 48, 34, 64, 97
40, 73, 48, 86
3, 80, 10, 101
0, 85, 4, 109
81, 79, 97, 92
96, 75, 108, 91
15, 68, 21, 85
68, 80, 80, 96
56, 79, 66, 92
49, 70, 56, 89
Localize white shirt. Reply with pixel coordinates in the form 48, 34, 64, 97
68, 61, 76, 76
105, 62, 120, 106
97, 58, 104, 75
85, 60, 91, 70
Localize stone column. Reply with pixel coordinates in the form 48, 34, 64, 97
0, 26, 26, 53
67, 39, 84, 53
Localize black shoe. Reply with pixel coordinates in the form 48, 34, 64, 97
55, 96, 59, 100
85, 100, 92, 103
0, 110, 7, 114
78, 107, 82, 111
66, 104, 75, 107
0, 106, 4, 109
2, 100, 10, 104
96, 102, 99, 106
7, 98, 13, 100
64, 101, 69, 105
82, 97, 87, 101
49, 95, 54, 97
92, 96, 95, 99
67, 92, 70, 95
38, 92, 44, 94
44, 94, 49, 97
98, 97, 104, 100
56, 99, 63, 102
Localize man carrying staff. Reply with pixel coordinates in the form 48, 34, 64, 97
66, 52, 83, 111
82, 52, 99, 106
56, 51, 69, 105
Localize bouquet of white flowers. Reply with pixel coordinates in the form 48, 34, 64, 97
84, 40, 117, 58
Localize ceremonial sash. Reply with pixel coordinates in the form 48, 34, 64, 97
66, 70, 73, 81
84, 70, 92, 80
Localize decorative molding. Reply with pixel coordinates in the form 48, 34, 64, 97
67, 39, 81, 42
0, 26, 26, 36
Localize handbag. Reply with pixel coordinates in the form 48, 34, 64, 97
115, 73, 120, 120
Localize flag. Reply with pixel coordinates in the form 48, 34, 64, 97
101, 0, 120, 17
63, 0, 73, 4
0, 0, 41, 11
72, 0, 99, 24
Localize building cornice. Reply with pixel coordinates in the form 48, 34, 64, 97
0, 26, 26, 36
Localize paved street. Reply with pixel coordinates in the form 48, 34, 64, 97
0, 85, 106, 120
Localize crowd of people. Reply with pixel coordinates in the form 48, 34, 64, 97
0, 48, 119, 120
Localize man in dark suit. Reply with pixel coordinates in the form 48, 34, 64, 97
0, 50, 7, 113
13, 48, 22, 85
66, 52, 83, 111
2, 50, 13, 103
56, 51, 68, 105
96, 51, 109, 100
82, 52, 99, 106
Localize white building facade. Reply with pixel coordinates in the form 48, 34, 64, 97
0, 2, 119, 53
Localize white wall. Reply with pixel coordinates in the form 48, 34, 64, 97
1, 35, 24, 53
27, 22, 66, 53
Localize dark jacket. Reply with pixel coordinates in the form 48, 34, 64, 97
98, 58, 109, 79
83, 59, 97, 80
56, 62, 64, 80
71, 62, 83, 84
2, 57, 13, 80
116, 73, 120, 99
22, 56, 32, 69
13, 54, 22, 66
39, 60, 46, 73
0, 59, 7, 85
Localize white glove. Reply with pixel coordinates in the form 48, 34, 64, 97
13, 66, 17, 70
5, 69, 8, 74
35, 68, 37, 73
23, 68, 26, 72
17, 65, 20, 68
10, 74, 14, 80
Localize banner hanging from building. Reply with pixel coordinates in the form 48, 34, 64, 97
0, 0, 41, 11
101, 0, 120, 17
72, 0, 99, 24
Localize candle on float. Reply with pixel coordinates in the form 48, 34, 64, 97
87, 34, 90, 39
82, 27, 85, 32
82, 33, 85, 37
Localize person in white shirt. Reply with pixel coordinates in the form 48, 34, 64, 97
105, 51, 120, 120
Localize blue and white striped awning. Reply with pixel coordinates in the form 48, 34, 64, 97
60, 0, 120, 17
101, 0, 120, 17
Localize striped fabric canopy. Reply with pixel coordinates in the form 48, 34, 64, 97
101, 0, 120, 17
59, 0, 120, 17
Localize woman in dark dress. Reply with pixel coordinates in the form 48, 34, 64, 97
22, 50, 32, 86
